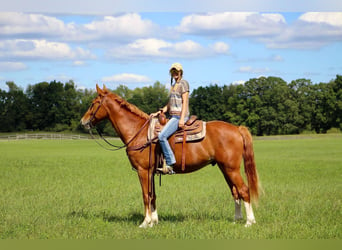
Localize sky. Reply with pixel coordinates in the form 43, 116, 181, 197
0, 0, 342, 91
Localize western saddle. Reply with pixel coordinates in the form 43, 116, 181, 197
148, 113, 206, 171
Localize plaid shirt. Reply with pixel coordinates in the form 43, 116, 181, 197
168, 79, 190, 117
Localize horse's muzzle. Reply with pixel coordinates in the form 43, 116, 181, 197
80, 118, 92, 130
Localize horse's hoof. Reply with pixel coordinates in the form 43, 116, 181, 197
139, 221, 154, 228
233, 218, 243, 225
139, 222, 148, 228
244, 219, 256, 227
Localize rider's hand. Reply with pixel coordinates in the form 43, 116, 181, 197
150, 111, 160, 117
179, 119, 185, 129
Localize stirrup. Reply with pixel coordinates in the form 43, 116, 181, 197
157, 162, 175, 175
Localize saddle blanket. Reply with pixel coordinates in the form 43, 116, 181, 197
148, 117, 206, 143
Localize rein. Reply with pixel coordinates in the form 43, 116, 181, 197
87, 97, 153, 151
88, 128, 126, 151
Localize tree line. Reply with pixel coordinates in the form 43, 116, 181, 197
1, 75, 341, 136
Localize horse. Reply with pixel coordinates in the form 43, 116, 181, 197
81, 84, 259, 228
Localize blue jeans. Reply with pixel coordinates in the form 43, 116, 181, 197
158, 116, 188, 166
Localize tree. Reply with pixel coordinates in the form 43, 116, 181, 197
240, 77, 290, 135
25, 80, 82, 131
289, 79, 316, 132
190, 84, 226, 121
0, 82, 30, 132
113, 84, 133, 100
332, 75, 342, 130
1, 75, 341, 135
128, 81, 169, 114
223, 84, 247, 126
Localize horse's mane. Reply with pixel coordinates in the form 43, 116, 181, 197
108, 92, 149, 120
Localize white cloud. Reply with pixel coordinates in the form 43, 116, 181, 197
178, 12, 286, 37
0, 12, 76, 38
0, 39, 96, 60
0, 12, 158, 42
83, 13, 158, 41
72, 60, 86, 66
232, 80, 246, 85
237, 66, 271, 74
108, 38, 230, 60
1, 11, 341, 67
236, 54, 284, 63
112, 38, 172, 58
44, 73, 74, 83
0, 61, 27, 72
178, 11, 342, 50
171, 40, 203, 56
262, 12, 342, 49
1, 0, 341, 13
299, 12, 342, 27
102, 73, 152, 83
272, 55, 284, 62
210, 42, 230, 54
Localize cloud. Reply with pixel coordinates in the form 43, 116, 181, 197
108, 38, 230, 60
102, 73, 152, 83
0, 61, 27, 72
1, 0, 341, 13
299, 12, 342, 27
0, 39, 96, 60
236, 54, 284, 63
82, 13, 158, 41
232, 80, 246, 85
210, 42, 230, 54
1, 11, 341, 67
72, 60, 86, 66
0, 12, 76, 39
237, 66, 271, 74
264, 12, 342, 49
178, 12, 286, 38
0, 12, 158, 42
44, 73, 74, 83
177, 11, 342, 50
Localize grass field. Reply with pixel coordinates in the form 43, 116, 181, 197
0, 134, 341, 239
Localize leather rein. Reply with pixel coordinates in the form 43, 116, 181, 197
86, 94, 156, 152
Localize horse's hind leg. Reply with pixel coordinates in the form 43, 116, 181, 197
219, 165, 256, 227
219, 168, 243, 222
234, 198, 243, 222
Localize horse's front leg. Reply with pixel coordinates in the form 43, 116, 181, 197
150, 173, 158, 225
137, 168, 155, 228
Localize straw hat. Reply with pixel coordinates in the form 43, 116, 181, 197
169, 63, 183, 72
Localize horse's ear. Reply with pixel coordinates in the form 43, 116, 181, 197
103, 84, 109, 92
96, 84, 104, 95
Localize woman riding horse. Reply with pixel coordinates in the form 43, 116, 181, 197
152, 63, 190, 174
81, 83, 259, 228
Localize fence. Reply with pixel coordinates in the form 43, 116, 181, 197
0, 133, 91, 140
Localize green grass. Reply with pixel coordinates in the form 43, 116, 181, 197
0, 135, 341, 239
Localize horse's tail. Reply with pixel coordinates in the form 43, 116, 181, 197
238, 126, 259, 204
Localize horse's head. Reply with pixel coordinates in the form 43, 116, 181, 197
81, 84, 110, 130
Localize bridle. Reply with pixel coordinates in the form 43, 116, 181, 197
85, 94, 154, 152
85, 94, 107, 130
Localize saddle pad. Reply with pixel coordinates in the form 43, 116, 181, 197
148, 117, 206, 143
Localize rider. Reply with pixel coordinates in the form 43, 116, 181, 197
152, 63, 190, 174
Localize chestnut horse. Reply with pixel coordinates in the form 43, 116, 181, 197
81, 85, 259, 228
